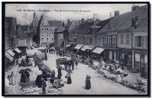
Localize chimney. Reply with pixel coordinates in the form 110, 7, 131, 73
132, 5, 140, 12
114, 11, 120, 17
131, 16, 138, 29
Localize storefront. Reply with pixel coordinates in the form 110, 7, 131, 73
103, 48, 119, 64
118, 48, 132, 70
80, 45, 94, 57
91, 47, 105, 62
134, 50, 148, 78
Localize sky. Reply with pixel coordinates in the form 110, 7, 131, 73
5, 3, 146, 25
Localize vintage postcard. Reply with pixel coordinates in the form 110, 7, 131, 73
2, 2, 150, 96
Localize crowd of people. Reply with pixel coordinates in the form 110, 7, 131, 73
6, 47, 92, 95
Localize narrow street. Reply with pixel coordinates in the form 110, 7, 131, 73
44, 53, 140, 95
61, 63, 139, 95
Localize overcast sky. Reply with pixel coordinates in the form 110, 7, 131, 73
5, 3, 146, 25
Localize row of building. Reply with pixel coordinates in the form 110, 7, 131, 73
68, 5, 149, 78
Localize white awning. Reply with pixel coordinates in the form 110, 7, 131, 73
38, 47, 46, 51
74, 44, 83, 50
14, 48, 21, 53
50, 47, 56, 50
66, 44, 71, 48
7, 50, 15, 57
81, 45, 94, 51
92, 47, 104, 54
5, 52, 14, 62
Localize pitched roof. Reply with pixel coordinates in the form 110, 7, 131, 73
68, 19, 108, 34
75, 21, 93, 34
48, 20, 63, 27
98, 5, 148, 33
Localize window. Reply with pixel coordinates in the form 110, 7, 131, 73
103, 37, 106, 46
101, 38, 103, 46
135, 36, 142, 47
120, 34, 124, 44
126, 34, 130, 44
108, 36, 110, 47
112, 36, 115, 46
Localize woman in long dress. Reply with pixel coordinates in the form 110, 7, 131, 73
85, 75, 91, 89
66, 72, 72, 84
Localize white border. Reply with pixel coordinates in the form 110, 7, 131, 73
0, 0, 152, 99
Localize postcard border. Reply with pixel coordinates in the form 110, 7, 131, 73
1, 1, 151, 97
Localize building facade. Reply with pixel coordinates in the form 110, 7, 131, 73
40, 19, 56, 47
96, 5, 148, 78
96, 31, 118, 63
16, 25, 33, 48
40, 25, 55, 47
68, 19, 100, 46
96, 13, 119, 63
132, 5, 148, 78
5, 17, 17, 50
117, 5, 148, 78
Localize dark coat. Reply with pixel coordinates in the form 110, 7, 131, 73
85, 76, 91, 89
67, 75, 72, 84
57, 67, 62, 79
35, 74, 46, 88
50, 72, 55, 84
19, 70, 30, 83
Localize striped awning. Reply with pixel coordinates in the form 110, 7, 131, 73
5, 52, 14, 62
7, 50, 15, 57
92, 47, 104, 54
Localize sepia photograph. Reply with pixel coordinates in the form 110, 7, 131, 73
2, 2, 150, 96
